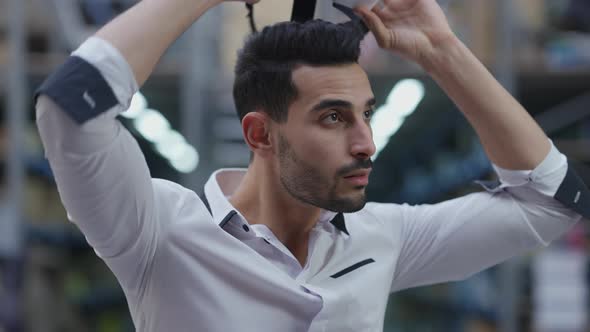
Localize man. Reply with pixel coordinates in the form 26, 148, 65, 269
35, 0, 583, 331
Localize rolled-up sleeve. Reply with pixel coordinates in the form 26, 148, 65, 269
387, 140, 581, 292
35, 37, 157, 297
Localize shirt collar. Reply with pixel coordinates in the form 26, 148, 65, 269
203, 168, 349, 236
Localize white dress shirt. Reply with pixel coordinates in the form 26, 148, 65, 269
35, 37, 582, 332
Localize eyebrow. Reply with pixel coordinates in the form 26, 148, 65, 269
310, 97, 377, 113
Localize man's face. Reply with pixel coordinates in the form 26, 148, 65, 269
275, 63, 376, 213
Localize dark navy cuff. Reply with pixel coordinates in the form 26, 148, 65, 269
35, 56, 119, 124
476, 159, 590, 220
554, 159, 590, 219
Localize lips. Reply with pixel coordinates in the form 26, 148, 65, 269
343, 169, 372, 186
344, 169, 372, 178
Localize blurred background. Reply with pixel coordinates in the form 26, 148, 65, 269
0, 0, 589, 331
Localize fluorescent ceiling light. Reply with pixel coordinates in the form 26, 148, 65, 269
169, 145, 200, 174
121, 92, 147, 119
155, 130, 188, 161
371, 79, 425, 158
127, 92, 200, 172
134, 109, 171, 143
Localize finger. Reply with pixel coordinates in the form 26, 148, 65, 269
374, 0, 386, 10
371, 4, 388, 18
355, 6, 391, 47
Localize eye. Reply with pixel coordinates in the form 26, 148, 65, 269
322, 112, 342, 124
363, 109, 374, 121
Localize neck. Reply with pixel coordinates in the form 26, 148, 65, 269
229, 160, 321, 265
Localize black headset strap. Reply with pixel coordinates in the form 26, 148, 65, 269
291, 0, 317, 22
246, 3, 258, 32
247, 1, 365, 28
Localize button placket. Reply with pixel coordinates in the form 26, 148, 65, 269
223, 219, 256, 240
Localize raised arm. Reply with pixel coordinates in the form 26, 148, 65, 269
35, 0, 248, 295
356, 0, 549, 170
356, 0, 585, 291
95, 0, 258, 85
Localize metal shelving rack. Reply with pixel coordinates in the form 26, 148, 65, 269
1, 0, 223, 330
1, 0, 26, 330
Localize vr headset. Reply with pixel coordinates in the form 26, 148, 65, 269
246, 0, 379, 33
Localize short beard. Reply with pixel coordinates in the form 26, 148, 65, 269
277, 134, 369, 213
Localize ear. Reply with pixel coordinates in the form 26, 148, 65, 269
242, 112, 273, 158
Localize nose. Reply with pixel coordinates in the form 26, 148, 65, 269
350, 121, 376, 160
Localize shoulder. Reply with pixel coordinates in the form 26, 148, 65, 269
151, 178, 195, 200
356, 201, 410, 221
345, 201, 411, 233
151, 178, 208, 220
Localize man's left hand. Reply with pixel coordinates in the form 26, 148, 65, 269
355, 0, 456, 65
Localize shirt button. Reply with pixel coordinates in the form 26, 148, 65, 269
242, 224, 250, 232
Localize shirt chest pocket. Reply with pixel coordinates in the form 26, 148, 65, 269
329, 258, 375, 279
329, 258, 391, 331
